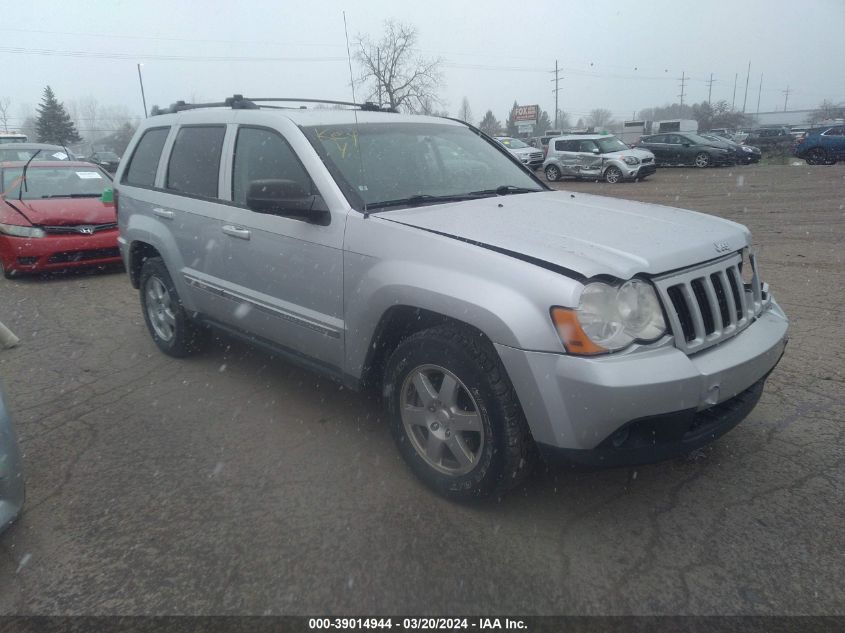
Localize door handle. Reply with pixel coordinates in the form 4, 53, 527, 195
152, 207, 174, 220
222, 225, 251, 240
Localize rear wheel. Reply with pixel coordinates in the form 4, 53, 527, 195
604, 166, 623, 183
805, 148, 826, 165
544, 164, 561, 182
694, 152, 711, 168
383, 324, 535, 500
139, 257, 209, 357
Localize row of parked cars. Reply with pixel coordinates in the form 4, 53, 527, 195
496, 128, 761, 184
0, 142, 121, 173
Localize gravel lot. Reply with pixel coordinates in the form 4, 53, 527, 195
0, 164, 843, 615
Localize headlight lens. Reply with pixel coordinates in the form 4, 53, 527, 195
0, 222, 45, 238
623, 156, 640, 165
551, 280, 666, 354
742, 146, 754, 153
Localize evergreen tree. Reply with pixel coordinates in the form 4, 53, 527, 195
478, 110, 502, 136
36, 86, 82, 145
505, 100, 519, 136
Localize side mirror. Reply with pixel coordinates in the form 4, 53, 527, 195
246, 179, 328, 224
591, 148, 600, 154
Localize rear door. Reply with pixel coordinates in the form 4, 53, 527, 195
644, 135, 669, 164
210, 125, 345, 369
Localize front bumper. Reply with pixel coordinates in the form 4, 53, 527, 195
0, 389, 24, 533
627, 163, 656, 179
495, 299, 788, 460
0, 230, 122, 275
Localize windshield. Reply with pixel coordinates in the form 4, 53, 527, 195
595, 136, 629, 153
303, 122, 542, 209
94, 152, 120, 161
499, 137, 529, 149
1, 165, 110, 199
0, 148, 71, 162
685, 133, 719, 145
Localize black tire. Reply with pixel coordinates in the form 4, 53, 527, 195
383, 324, 535, 500
544, 165, 561, 182
139, 257, 208, 357
805, 148, 827, 165
604, 166, 623, 184
0, 261, 15, 280
694, 152, 711, 168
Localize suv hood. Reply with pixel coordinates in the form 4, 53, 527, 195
382, 191, 749, 279
602, 148, 654, 160
508, 146, 539, 157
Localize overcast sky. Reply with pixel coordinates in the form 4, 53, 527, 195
1, 0, 843, 131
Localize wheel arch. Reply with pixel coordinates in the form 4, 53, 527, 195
128, 241, 163, 289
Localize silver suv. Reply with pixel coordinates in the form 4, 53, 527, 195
495, 137, 544, 170
543, 134, 656, 183
115, 96, 788, 499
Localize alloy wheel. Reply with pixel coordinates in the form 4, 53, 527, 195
145, 276, 177, 342
400, 364, 484, 476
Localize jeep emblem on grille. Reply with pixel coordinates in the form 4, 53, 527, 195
713, 241, 730, 253
78, 226, 95, 235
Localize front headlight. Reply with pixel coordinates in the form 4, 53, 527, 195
551, 280, 666, 355
742, 146, 754, 153
623, 156, 640, 165
0, 223, 45, 238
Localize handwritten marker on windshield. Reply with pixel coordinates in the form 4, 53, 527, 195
0, 320, 19, 349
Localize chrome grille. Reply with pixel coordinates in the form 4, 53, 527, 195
653, 252, 767, 354
42, 223, 117, 235
529, 151, 543, 161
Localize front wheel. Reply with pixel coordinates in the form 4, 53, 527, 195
604, 166, 623, 183
544, 165, 561, 182
694, 152, 711, 168
139, 257, 209, 357
383, 324, 535, 500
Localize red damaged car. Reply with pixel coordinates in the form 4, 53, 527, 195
0, 160, 120, 278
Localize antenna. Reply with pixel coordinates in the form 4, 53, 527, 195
342, 11, 369, 218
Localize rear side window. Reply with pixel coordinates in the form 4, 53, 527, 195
166, 126, 225, 198
554, 140, 576, 151
232, 127, 314, 208
124, 127, 169, 187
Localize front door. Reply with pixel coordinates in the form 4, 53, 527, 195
210, 125, 346, 370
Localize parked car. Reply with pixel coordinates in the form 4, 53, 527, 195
699, 133, 761, 164
0, 161, 119, 278
0, 384, 25, 534
543, 134, 656, 183
85, 150, 121, 174
0, 143, 75, 163
792, 125, 845, 165
116, 97, 788, 499
494, 137, 544, 170
537, 130, 564, 157
708, 129, 749, 144
636, 132, 736, 167
744, 127, 792, 149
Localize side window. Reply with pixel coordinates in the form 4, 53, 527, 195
166, 126, 225, 198
649, 135, 664, 144
554, 140, 568, 151
232, 127, 314, 208
123, 127, 169, 187
579, 140, 598, 152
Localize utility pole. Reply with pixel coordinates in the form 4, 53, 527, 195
137, 63, 148, 118
376, 47, 382, 105
742, 61, 751, 113
707, 73, 715, 106
550, 60, 562, 129
732, 73, 738, 110
756, 72, 763, 117
678, 71, 687, 106
782, 85, 791, 111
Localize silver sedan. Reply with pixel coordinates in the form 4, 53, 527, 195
0, 385, 24, 534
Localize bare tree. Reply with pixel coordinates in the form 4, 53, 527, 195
0, 97, 10, 132
355, 20, 443, 112
587, 108, 614, 128
457, 97, 473, 123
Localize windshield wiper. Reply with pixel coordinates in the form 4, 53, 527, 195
469, 185, 540, 196
41, 193, 102, 198
367, 193, 489, 210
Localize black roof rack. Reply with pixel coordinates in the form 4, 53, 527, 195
149, 94, 397, 116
